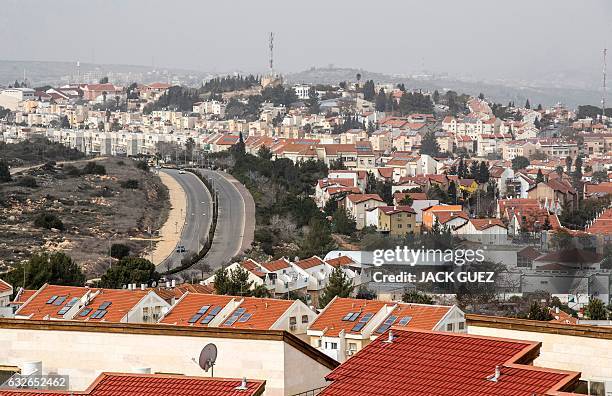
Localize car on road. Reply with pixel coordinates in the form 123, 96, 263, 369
179, 170, 185, 174
176, 245, 186, 253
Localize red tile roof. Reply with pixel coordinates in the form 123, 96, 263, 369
388, 303, 452, 331
346, 194, 383, 204
325, 256, 356, 267
393, 192, 427, 202
159, 293, 235, 327
221, 297, 294, 330
321, 329, 579, 396
309, 298, 389, 337
73, 289, 148, 322
378, 205, 416, 215
12, 289, 36, 305
260, 258, 291, 272
0, 372, 266, 396
0, 279, 12, 294
15, 284, 90, 320
469, 218, 507, 230
294, 256, 325, 270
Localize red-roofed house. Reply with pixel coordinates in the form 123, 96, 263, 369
159, 292, 316, 335
307, 297, 464, 362
320, 328, 580, 396
0, 280, 13, 317
454, 218, 508, 244
0, 372, 266, 396
14, 284, 170, 323
342, 194, 385, 229
365, 205, 417, 236
528, 179, 578, 213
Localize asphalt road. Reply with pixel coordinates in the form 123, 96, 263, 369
195, 169, 255, 270
158, 169, 212, 272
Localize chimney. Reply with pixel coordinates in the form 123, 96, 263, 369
235, 377, 248, 391
132, 283, 137, 291
171, 279, 176, 288
555, 306, 560, 314
383, 330, 394, 343
165, 281, 171, 288
495, 365, 501, 381
140, 283, 146, 291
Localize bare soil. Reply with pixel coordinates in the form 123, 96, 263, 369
0, 158, 169, 277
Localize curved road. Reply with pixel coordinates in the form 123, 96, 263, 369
195, 169, 255, 270
158, 169, 212, 271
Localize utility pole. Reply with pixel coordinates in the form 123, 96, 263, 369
603, 48, 608, 121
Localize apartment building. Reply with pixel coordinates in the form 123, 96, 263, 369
307, 297, 465, 362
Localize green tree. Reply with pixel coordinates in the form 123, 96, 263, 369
375, 88, 387, 112
1, 252, 85, 289
469, 161, 480, 180
110, 243, 131, 259
565, 156, 572, 174
319, 267, 353, 308
536, 169, 545, 183
99, 76, 109, 84
299, 217, 336, 258
362, 80, 376, 101
477, 161, 490, 183
0, 159, 12, 182
356, 286, 377, 300
511, 156, 530, 171
306, 88, 320, 114
432, 90, 440, 103
99, 257, 160, 289
447, 182, 457, 204
585, 298, 608, 320
399, 92, 434, 115
332, 208, 357, 236
399, 194, 413, 206
527, 301, 553, 321
257, 145, 273, 161
420, 130, 440, 156
525, 99, 531, 109
34, 213, 64, 231
402, 290, 434, 304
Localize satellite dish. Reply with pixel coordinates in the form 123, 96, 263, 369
151, 281, 157, 288
198, 343, 218, 373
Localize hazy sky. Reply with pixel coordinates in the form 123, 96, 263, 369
2, 0, 611, 80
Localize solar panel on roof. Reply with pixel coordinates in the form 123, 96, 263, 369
376, 315, 397, 334
223, 308, 247, 326
237, 313, 252, 323
46, 296, 58, 304
209, 306, 222, 315
53, 296, 67, 306
348, 312, 360, 321
66, 297, 79, 307
57, 306, 70, 315
350, 313, 374, 332
342, 312, 355, 321
197, 305, 210, 315
398, 316, 413, 326
200, 314, 214, 324
99, 301, 112, 310
96, 310, 107, 320
79, 308, 92, 317
90, 309, 105, 319
188, 313, 204, 324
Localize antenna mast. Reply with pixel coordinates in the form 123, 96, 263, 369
269, 32, 274, 72
603, 48, 607, 121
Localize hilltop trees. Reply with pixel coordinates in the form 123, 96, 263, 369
99, 257, 160, 289
1, 252, 85, 290
511, 156, 530, 171
399, 92, 434, 115
362, 80, 376, 101
0, 159, 11, 182
375, 89, 387, 112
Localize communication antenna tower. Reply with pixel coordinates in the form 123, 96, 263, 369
269, 32, 274, 72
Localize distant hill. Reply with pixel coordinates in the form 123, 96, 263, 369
286, 66, 603, 109
0, 60, 210, 87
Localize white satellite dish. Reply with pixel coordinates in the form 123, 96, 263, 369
198, 343, 218, 376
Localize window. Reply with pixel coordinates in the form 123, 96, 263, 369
330, 342, 338, 350
348, 342, 357, 351
458, 322, 465, 330
289, 316, 297, 325
317, 339, 322, 348
301, 315, 309, 324
446, 323, 453, 331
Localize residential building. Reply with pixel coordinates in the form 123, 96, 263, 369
527, 179, 578, 213
454, 218, 508, 245
14, 284, 171, 324
369, 205, 416, 236
307, 297, 464, 362
159, 292, 316, 335
342, 194, 385, 229
421, 205, 465, 229
0, 372, 266, 396
467, 314, 612, 394
320, 328, 581, 396
0, 317, 337, 395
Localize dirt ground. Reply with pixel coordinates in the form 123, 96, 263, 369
0, 157, 169, 277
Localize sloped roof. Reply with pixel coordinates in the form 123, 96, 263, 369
14, 284, 90, 320
158, 293, 235, 327
0, 372, 266, 396
325, 256, 356, 268
346, 194, 383, 204
220, 297, 295, 330
294, 256, 326, 270
321, 329, 579, 396
0, 279, 12, 294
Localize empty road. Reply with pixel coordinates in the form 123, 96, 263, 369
195, 169, 255, 270
158, 169, 212, 272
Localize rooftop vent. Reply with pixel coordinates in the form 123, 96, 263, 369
235, 377, 248, 391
